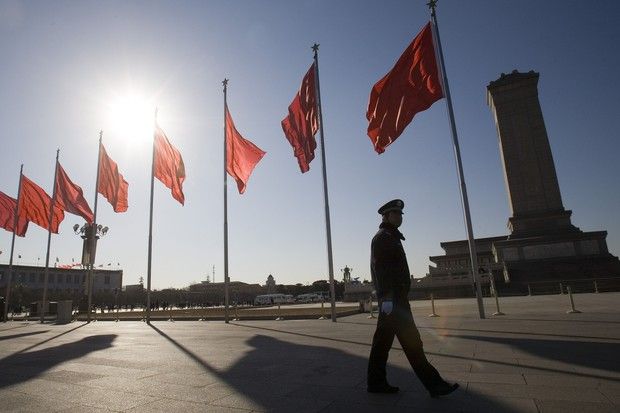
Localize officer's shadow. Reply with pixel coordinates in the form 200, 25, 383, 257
151, 325, 524, 412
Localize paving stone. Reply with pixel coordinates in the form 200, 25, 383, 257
1, 294, 619, 412
535, 399, 618, 413
467, 382, 609, 402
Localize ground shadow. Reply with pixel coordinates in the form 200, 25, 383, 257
448, 333, 620, 374
0, 330, 49, 341
150, 324, 525, 412
0, 334, 117, 389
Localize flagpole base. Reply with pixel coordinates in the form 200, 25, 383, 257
492, 311, 505, 316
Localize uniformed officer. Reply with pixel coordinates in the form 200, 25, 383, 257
367, 199, 459, 397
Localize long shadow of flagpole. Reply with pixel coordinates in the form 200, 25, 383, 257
4, 322, 88, 358
148, 323, 220, 375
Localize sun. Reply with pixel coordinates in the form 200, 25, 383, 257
106, 93, 155, 143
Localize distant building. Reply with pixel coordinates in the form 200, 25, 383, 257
189, 281, 264, 304
0, 263, 122, 295
124, 284, 144, 294
265, 274, 276, 293
343, 280, 373, 302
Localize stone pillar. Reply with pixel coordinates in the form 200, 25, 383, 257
487, 70, 578, 238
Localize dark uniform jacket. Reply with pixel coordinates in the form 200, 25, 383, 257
370, 222, 411, 305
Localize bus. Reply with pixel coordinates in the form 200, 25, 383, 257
295, 293, 321, 303
254, 294, 294, 306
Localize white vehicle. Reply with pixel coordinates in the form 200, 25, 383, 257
295, 293, 321, 303
254, 294, 293, 306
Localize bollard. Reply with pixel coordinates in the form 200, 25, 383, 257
275, 304, 283, 321
566, 286, 581, 314
232, 304, 239, 321
429, 293, 439, 317
559, 282, 564, 295
489, 275, 505, 316
318, 299, 327, 320
367, 296, 376, 319
527, 284, 532, 296
199, 305, 208, 322
594, 280, 599, 294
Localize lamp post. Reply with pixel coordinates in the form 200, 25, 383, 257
73, 223, 108, 322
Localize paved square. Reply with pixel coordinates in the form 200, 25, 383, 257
1, 293, 619, 412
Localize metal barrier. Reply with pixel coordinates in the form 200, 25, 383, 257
318, 299, 327, 320
367, 296, 376, 319
232, 304, 239, 321
429, 293, 439, 317
275, 304, 283, 321
489, 275, 505, 316
527, 277, 620, 296
566, 286, 582, 314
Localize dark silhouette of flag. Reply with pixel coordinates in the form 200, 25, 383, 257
98, 143, 129, 213
225, 106, 266, 194
366, 22, 443, 154
281, 63, 318, 173
54, 162, 94, 223
154, 125, 186, 205
18, 174, 64, 233
0, 190, 28, 237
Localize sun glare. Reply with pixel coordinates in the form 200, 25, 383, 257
106, 93, 155, 143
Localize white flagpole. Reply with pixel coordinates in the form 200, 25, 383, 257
428, 0, 485, 319
2, 164, 23, 322
86, 131, 103, 322
146, 111, 157, 324
41, 149, 60, 323
223, 79, 230, 323
312, 44, 337, 322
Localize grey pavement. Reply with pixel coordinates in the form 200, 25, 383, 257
1, 292, 619, 412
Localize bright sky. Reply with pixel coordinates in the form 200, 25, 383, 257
1, 1, 619, 290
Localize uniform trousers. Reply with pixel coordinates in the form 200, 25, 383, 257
367, 302, 444, 390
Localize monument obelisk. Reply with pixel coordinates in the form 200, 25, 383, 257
487, 70, 620, 283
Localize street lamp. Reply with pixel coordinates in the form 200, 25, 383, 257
73, 223, 109, 322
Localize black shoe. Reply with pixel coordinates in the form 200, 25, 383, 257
367, 383, 400, 394
429, 382, 459, 398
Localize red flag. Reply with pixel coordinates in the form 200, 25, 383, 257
366, 22, 443, 154
54, 163, 94, 223
18, 174, 64, 233
225, 106, 266, 194
0, 190, 28, 237
281, 63, 318, 173
98, 143, 129, 212
154, 125, 186, 205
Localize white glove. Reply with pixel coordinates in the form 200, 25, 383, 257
381, 301, 393, 315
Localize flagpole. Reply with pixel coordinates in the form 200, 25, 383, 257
312, 44, 337, 322
428, 0, 485, 319
41, 149, 60, 323
146, 111, 157, 324
2, 164, 23, 322
222, 78, 230, 323
86, 131, 103, 322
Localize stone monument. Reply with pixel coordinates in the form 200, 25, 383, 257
486, 70, 620, 283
